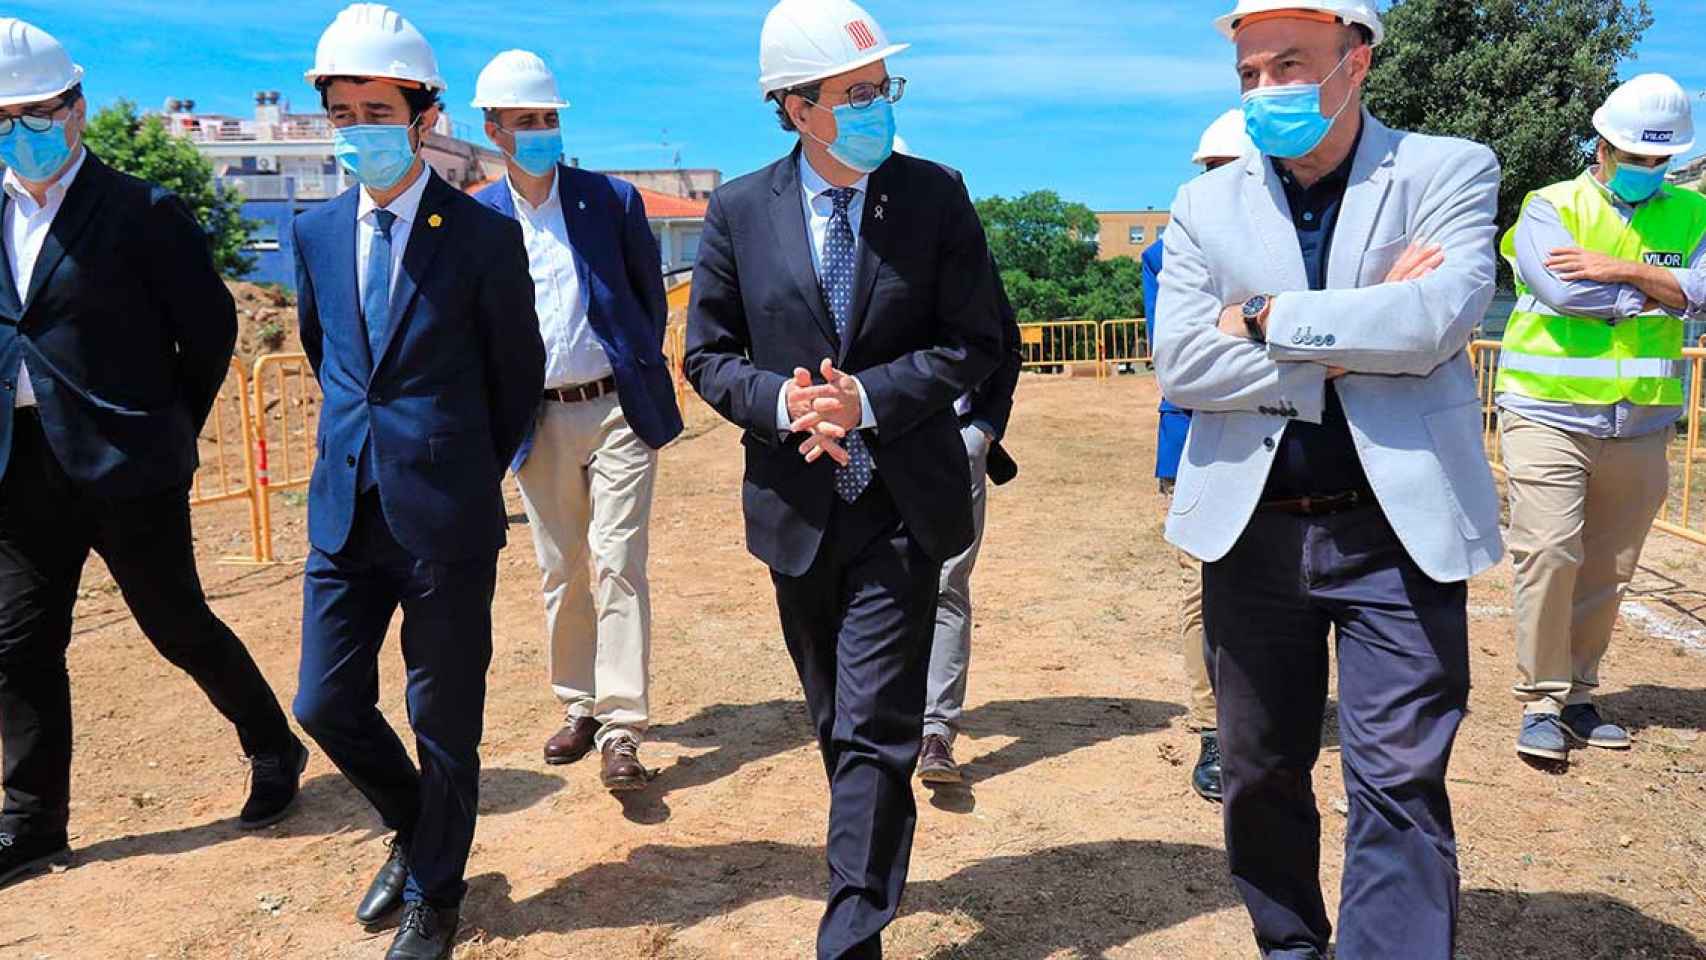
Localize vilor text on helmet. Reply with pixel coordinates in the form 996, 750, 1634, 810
1593, 73, 1695, 158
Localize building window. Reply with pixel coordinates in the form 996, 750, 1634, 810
1157, 225, 1167, 239
1129, 225, 1146, 246
246, 218, 282, 252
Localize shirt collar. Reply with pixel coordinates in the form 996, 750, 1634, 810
357, 162, 431, 225
799, 153, 869, 205
1273, 124, 1364, 195
3, 144, 88, 211
507, 166, 561, 215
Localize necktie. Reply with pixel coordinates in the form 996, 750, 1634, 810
821, 187, 873, 504
363, 209, 397, 365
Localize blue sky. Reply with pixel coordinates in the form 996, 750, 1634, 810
10, 0, 1704, 211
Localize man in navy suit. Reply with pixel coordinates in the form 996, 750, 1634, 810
0, 17, 305, 890
288, 7, 543, 959
470, 50, 683, 793
686, 2, 1001, 956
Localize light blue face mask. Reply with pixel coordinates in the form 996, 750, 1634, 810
1242, 49, 1356, 160
810, 99, 897, 174
505, 127, 563, 178
0, 119, 74, 182
1607, 156, 1671, 204
333, 121, 419, 191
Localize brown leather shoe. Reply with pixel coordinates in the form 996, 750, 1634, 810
918, 734, 963, 784
600, 737, 648, 793
544, 717, 601, 766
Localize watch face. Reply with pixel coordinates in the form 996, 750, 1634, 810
1242, 295, 1269, 319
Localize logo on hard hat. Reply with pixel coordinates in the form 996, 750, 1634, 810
1641, 130, 1675, 144
846, 20, 878, 52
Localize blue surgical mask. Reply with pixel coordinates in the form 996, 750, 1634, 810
1242, 49, 1356, 160
809, 99, 897, 174
0, 120, 74, 182
506, 128, 563, 178
333, 121, 419, 191
1607, 157, 1670, 204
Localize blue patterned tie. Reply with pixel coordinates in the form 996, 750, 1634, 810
356, 209, 396, 493
821, 188, 873, 503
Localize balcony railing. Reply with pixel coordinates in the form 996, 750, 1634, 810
217, 172, 344, 201
176, 118, 335, 143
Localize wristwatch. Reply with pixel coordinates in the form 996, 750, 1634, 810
1241, 294, 1272, 343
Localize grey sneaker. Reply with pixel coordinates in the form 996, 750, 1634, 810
1561, 704, 1631, 750
1516, 713, 1569, 761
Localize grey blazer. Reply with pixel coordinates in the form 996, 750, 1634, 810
1153, 112, 1504, 584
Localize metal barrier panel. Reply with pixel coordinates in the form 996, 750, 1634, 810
251, 353, 322, 562
1099, 318, 1149, 368
662, 320, 691, 413
1019, 320, 1104, 378
189, 358, 263, 561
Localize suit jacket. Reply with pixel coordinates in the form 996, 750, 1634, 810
1154, 112, 1504, 583
473, 165, 684, 462
293, 170, 545, 563
967, 257, 1022, 485
1142, 239, 1191, 481
0, 153, 236, 497
685, 147, 1004, 576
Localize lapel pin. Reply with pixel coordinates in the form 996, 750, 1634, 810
881, 194, 889, 203
427, 213, 443, 228
874, 205, 885, 221
578, 200, 587, 211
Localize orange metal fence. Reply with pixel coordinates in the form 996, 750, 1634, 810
250, 353, 322, 563
662, 321, 691, 413
1019, 320, 1105, 379
188, 358, 264, 561
1098, 318, 1149, 369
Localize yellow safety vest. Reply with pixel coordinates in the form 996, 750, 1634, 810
1496, 173, 1706, 406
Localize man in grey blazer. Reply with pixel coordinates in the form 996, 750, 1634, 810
1154, 3, 1502, 957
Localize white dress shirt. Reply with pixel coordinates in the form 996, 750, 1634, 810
776, 155, 877, 435
4, 146, 88, 407
508, 169, 609, 389
355, 163, 431, 303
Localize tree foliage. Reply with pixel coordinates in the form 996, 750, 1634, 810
82, 100, 256, 278
977, 191, 1142, 322
1364, 0, 1654, 235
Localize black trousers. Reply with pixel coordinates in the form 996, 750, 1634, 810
771, 481, 939, 960
0, 409, 293, 839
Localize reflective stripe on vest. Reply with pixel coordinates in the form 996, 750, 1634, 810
1495, 173, 1706, 407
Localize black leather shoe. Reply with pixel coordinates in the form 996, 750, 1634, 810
239, 736, 309, 830
386, 901, 459, 960
357, 835, 411, 926
1191, 731, 1224, 803
0, 830, 71, 889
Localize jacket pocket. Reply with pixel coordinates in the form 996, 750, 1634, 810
1169, 415, 1223, 516
1423, 399, 1498, 540
1359, 235, 1410, 287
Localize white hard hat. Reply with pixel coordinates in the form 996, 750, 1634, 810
1214, 0, 1384, 46
1593, 73, 1695, 158
0, 18, 84, 109
471, 50, 568, 110
1193, 109, 1253, 165
305, 3, 446, 92
758, 0, 909, 99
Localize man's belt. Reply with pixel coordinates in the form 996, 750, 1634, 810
1257, 488, 1374, 517
543, 376, 617, 404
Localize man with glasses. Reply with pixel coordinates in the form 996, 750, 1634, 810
686, 1, 1002, 955
1498, 73, 1705, 766
470, 50, 683, 794
0, 17, 306, 889
288, 6, 542, 958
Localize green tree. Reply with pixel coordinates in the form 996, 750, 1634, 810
1364, 0, 1654, 237
81, 99, 256, 278
976, 191, 1142, 322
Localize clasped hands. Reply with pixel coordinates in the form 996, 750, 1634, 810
785, 358, 863, 466
1214, 241, 1446, 380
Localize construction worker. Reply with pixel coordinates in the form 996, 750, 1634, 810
686, 0, 1002, 954
470, 51, 684, 795
289, 6, 543, 958
0, 17, 308, 890
1498, 73, 1705, 766
1144, 107, 1251, 804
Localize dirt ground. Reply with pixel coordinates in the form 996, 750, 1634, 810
3, 375, 1705, 960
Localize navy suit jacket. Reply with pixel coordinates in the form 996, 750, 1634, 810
0, 153, 236, 497
473, 165, 683, 460
292, 171, 545, 563
685, 147, 1003, 576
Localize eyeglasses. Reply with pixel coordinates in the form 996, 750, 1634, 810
0, 114, 59, 136
840, 77, 907, 110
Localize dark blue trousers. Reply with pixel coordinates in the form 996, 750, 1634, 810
1203, 506, 1469, 960
771, 482, 939, 960
293, 493, 496, 908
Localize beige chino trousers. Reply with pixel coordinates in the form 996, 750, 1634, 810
1502, 411, 1669, 716
516, 393, 658, 748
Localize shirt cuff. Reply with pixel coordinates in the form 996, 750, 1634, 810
1673, 267, 1706, 322
776, 381, 792, 437
970, 418, 996, 440
1614, 282, 1650, 320
853, 376, 877, 432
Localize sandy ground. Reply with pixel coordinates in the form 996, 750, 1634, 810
2, 375, 1704, 960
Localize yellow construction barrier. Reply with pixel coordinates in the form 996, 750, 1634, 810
1099, 318, 1149, 370
251, 352, 322, 563
662, 320, 691, 414
1019, 320, 1104, 379
189, 358, 265, 562
1469, 339, 1706, 548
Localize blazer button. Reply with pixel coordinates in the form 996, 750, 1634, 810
346, 454, 357, 467
1325, 335, 1337, 346
1263, 437, 1276, 451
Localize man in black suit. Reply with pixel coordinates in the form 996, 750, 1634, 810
0, 18, 304, 890
685, 2, 1001, 956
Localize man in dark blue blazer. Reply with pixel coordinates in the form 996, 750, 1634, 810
687, 3, 1001, 955
469, 50, 682, 791
289, 7, 544, 958
0, 19, 305, 891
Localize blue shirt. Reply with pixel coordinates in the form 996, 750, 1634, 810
1264, 132, 1373, 499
